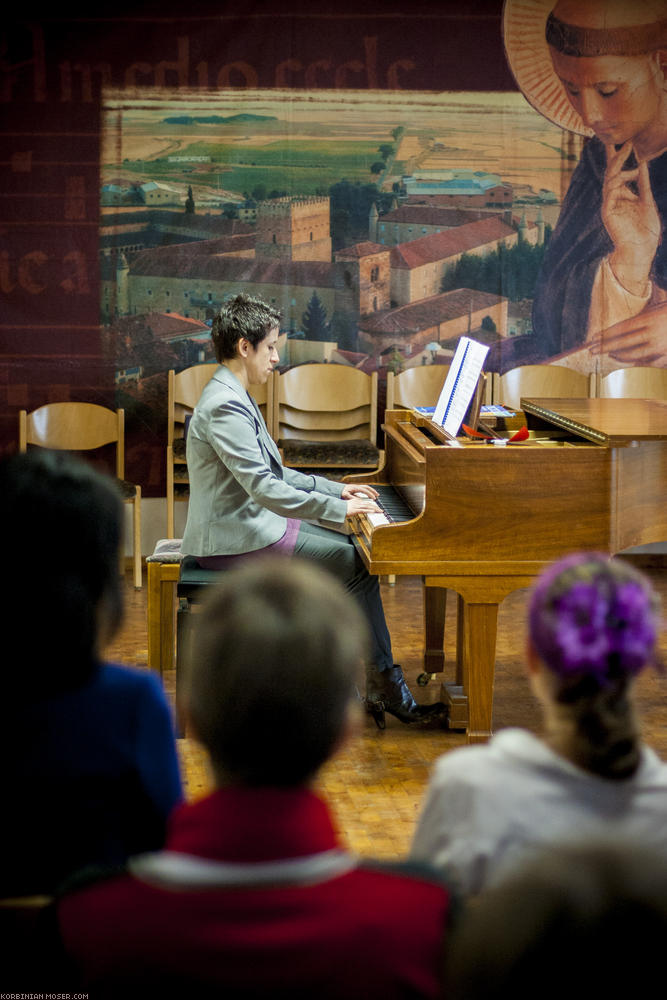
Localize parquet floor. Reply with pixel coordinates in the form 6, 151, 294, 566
106, 562, 667, 862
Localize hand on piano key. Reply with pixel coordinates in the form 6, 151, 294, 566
341, 484, 380, 501
345, 493, 383, 519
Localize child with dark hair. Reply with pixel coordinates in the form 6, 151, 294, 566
410, 552, 667, 897
0, 450, 182, 897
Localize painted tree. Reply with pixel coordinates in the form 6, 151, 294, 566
184, 185, 195, 214
301, 292, 331, 341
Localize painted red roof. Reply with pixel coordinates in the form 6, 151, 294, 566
335, 241, 388, 260
390, 216, 516, 269
360, 288, 506, 335
378, 206, 502, 227
129, 241, 337, 287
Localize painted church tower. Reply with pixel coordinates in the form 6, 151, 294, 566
255, 197, 332, 262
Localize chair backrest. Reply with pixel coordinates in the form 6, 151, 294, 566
168, 364, 273, 442
493, 364, 593, 410
19, 402, 124, 478
167, 363, 219, 450
386, 365, 451, 411
599, 367, 667, 399
273, 364, 377, 444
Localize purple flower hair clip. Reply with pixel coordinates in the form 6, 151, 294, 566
529, 553, 660, 685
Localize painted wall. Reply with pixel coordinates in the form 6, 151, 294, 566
4, 0, 666, 528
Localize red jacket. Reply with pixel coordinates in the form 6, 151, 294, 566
58, 785, 450, 998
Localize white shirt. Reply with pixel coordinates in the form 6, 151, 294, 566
410, 728, 667, 897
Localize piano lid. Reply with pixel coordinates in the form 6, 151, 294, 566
521, 398, 667, 445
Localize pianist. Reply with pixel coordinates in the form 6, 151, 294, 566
181, 293, 443, 726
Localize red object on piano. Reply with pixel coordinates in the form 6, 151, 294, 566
462, 424, 491, 439
462, 423, 529, 443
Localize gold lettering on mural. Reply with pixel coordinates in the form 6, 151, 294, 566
65, 177, 87, 221
304, 60, 333, 88
60, 250, 90, 294
18, 251, 48, 294
155, 36, 190, 88
275, 59, 302, 87
59, 60, 112, 102
0, 249, 91, 296
0, 251, 16, 293
388, 59, 416, 89
1, 26, 416, 101
216, 61, 259, 88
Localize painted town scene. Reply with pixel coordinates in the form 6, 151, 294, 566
100, 88, 573, 488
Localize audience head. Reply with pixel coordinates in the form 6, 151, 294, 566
185, 556, 369, 787
0, 449, 124, 696
211, 293, 281, 362
445, 840, 667, 1000
527, 552, 660, 778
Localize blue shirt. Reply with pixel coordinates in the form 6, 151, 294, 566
2, 662, 183, 895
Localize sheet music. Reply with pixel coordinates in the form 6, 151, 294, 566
432, 336, 489, 438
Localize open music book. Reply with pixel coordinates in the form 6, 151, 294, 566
432, 336, 489, 438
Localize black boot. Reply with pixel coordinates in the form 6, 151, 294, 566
365, 664, 446, 729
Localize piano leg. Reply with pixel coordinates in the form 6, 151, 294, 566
422, 581, 446, 675
457, 599, 499, 744
425, 573, 534, 743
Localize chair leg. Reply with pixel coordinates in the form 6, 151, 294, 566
147, 562, 162, 674
132, 486, 142, 589
166, 452, 175, 538
175, 597, 192, 739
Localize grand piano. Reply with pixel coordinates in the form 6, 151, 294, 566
347, 398, 667, 743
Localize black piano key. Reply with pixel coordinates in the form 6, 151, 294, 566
375, 484, 414, 523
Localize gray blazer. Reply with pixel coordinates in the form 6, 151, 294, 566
181, 365, 347, 557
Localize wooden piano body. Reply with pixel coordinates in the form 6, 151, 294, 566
348, 398, 667, 743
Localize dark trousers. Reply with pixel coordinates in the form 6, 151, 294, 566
294, 521, 393, 673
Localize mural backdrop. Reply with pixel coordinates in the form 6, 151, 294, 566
3, 0, 665, 496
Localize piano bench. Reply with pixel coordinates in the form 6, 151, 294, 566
146, 538, 183, 677
175, 555, 231, 737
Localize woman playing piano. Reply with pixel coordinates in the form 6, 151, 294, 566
181, 293, 444, 727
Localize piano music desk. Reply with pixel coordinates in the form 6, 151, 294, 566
347, 399, 667, 743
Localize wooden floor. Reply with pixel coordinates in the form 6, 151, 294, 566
106, 561, 667, 861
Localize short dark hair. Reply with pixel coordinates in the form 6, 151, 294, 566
185, 556, 369, 787
211, 293, 281, 363
0, 449, 124, 696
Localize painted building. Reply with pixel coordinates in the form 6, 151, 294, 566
358, 287, 508, 356
126, 245, 337, 331
372, 205, 511, 245
402, 169, 513, 208
390, 215, 536, 306
255, 197, 331, 262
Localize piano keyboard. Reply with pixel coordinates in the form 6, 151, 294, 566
368, 484, 416, 527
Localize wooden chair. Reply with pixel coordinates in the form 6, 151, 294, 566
19, 402, 142, 589
273, 363, 380, 472
386, 365, 451, 412
492, 364, 594, 410
167, 364, 272, 537
599, 367, 667, 399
